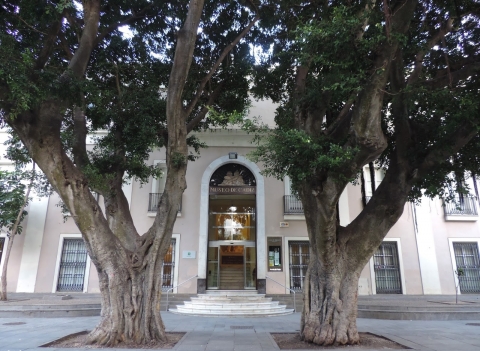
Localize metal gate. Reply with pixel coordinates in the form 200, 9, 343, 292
374, 242, 402, 294
289, 241, 309, 292
57, 239, 88, 292
161, 239, 176, 291
453, 242, 480, 293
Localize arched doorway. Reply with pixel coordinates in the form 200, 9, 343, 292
207, 164, 256, 290
197, 155, 266, 293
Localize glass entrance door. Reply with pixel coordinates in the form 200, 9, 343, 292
207, 194, 256, 290
207, 242, 256, 289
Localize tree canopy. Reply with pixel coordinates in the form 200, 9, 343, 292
248, 0, 480, 345
251, 0, 480, 199
0, 0, 260, 345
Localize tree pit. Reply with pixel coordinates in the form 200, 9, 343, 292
42, 330, 185, 349
271, 332, 408, 349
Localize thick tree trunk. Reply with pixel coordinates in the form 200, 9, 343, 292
298, 158, 413, 346
86, 249, 167, 345
301, 252, 361, 345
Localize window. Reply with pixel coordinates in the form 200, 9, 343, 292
288, 241, 309, 292
443, 174, 478, 219
56, 238, 88, 292
373, 242, 402, 294
153, 160, 167, 194
161, 238, 176, 292
284, 176, 303, 215
452, 242, 480, 293
149, 160, 182, 213
362, 165, 385, 204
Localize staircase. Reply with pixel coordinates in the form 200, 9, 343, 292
219, 266, 244, 290
169, 290, 294, 317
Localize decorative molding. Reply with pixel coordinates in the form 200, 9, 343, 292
197, 155, 266, 281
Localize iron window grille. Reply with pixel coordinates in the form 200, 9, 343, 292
161, 239, 176, 292
444, 196, 478, 217
453, 242, 480, 293
148, 193, 182, 213
374, 242, 402, 294
289, 241, 310, 292
56, 239, 88, 292
284, 195, 304, 214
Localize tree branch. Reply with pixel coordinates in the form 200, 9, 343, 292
348, 0, 417, 168
423, 62, 480, 89
59, 31, 74, 60
72, 105, 89, 169
186, 81, 225, 133
184, 9, 260, 118
34, 14, 64, 70
65, 0, 101, 79
416, 122, 478, 181
407, 18, 453, 86
94, 5, 154, 46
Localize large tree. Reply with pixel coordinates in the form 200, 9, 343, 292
251, 0, 480, 345
0, 0, 258, 345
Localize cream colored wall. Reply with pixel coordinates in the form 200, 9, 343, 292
428, 197, 480, 294
346, 183, 422, 295
34, 194, 81, 292
1, 213, 28, 292
10, 120, 479, 296
264, 171, 307, 294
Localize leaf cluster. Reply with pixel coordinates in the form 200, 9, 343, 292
249, 128, 357, 189
0, 170, 28, 235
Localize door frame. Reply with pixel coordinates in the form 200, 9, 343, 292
198, 155, 266, 290
369, 238, 406, 295
208, 240, 256, 290
51, 234, 91, 293
448, 237, 480, 295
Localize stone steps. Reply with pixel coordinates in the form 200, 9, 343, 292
219, 267, 244, 290
169, 290, 294, 317
0, 293, 196, 318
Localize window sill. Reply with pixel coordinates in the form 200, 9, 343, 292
148, 212, 181, 218
444, 215, 478, 221
283, 214, 305, 221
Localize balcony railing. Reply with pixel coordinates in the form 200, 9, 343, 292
284, 195, 304, 214
148, 193, 182, 212
444, 196, 478, 217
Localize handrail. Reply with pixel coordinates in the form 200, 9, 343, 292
165, 274, 198, 311
266, 275, 297, 312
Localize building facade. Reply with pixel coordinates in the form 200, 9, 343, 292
1, 100, 480, 296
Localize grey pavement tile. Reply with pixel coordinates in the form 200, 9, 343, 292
176, 345, 207, 351
206, 344, 235, 351
233, 345, 263, 351
180, 339, 210, 345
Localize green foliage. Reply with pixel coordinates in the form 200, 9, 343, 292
0, 170, 28, 235
171, 152, 187, 168
0, 0, 256, 202
249, 128, 357, 188
251, 0, 480, 204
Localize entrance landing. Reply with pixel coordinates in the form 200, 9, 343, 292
169, 290, 294, 317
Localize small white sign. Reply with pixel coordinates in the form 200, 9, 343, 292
182, 250, 196, 259
280, 222, 289, 228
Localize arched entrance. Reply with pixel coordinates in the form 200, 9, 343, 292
207, 164, 256, 289
197, 156, 266, 293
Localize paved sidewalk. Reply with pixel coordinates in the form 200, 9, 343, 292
1, 312, 480, 351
